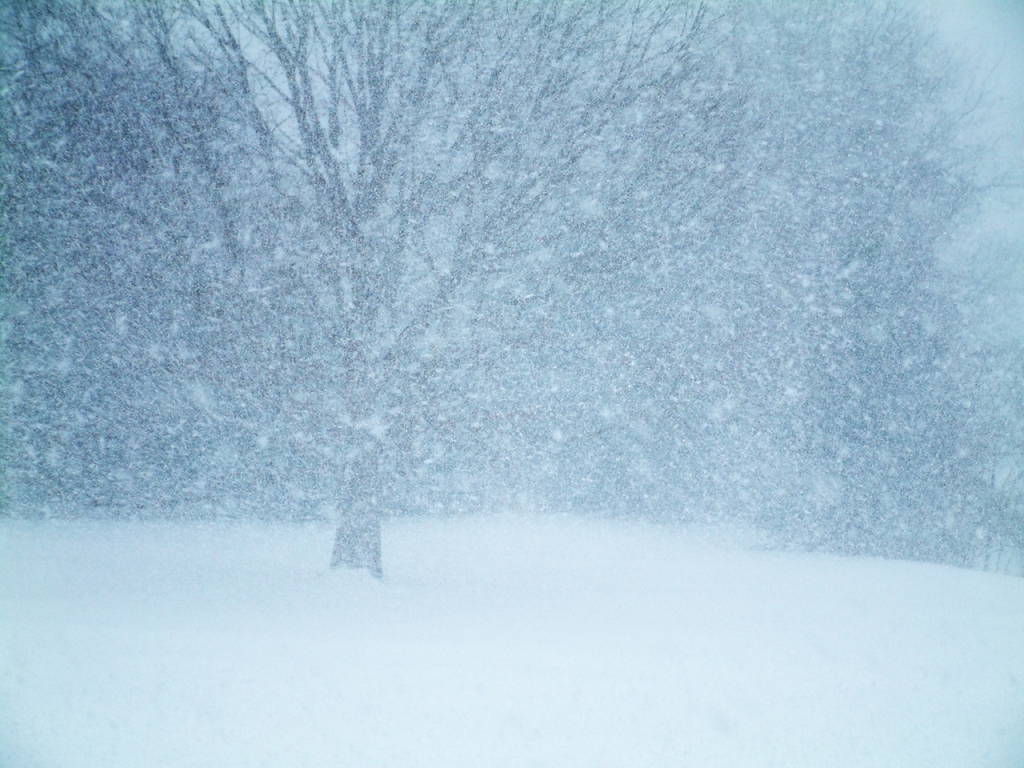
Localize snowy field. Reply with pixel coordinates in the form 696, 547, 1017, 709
1, 515, 1023, 768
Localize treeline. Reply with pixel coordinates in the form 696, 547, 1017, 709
1, 0, 1020, 567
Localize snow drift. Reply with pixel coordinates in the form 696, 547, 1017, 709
1, 515, 1022, 767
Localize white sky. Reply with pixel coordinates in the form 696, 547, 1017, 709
926, 0, 1024, 154
920, 0, 1024, 340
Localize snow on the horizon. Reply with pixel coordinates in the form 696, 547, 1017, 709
1, 515, 1022, 768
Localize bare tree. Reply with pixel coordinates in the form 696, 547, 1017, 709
173, 0, 706, 573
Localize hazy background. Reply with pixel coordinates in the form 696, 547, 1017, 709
2, 0, 1023, 570
926, 0, 1024, 340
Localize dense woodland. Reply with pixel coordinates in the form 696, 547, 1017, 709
2, 0, 1022, 568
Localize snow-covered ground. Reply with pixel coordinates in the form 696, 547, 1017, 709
1, 515, 1022, 767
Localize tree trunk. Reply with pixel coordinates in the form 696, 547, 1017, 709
330, 507, 383, 578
